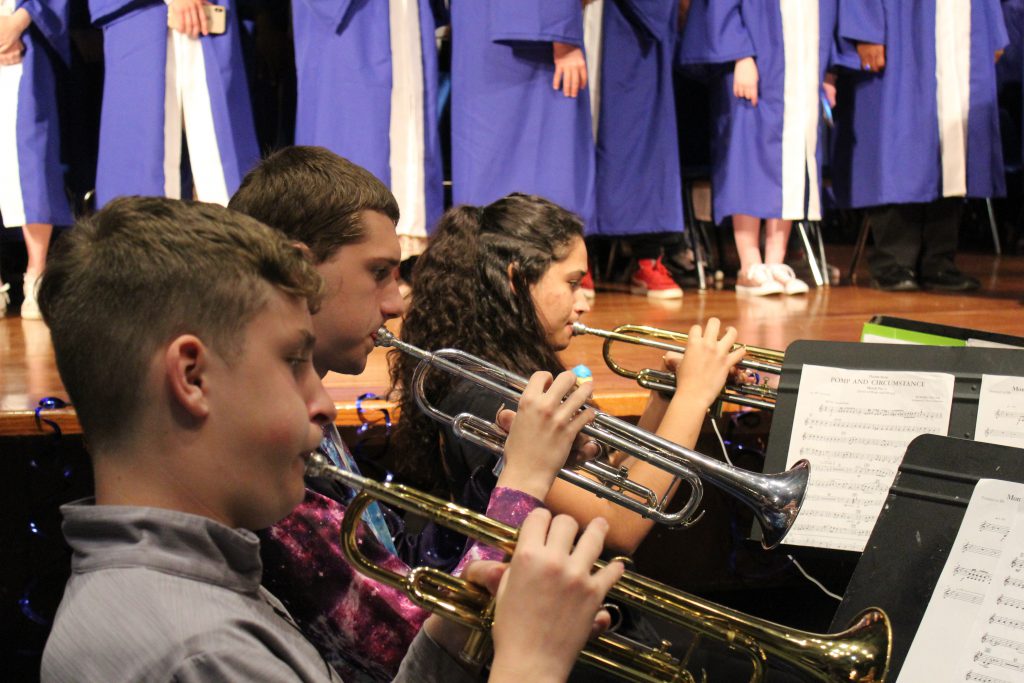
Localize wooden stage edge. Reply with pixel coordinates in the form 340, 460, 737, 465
0, 392, 649, 437
4, 248, 1024, 437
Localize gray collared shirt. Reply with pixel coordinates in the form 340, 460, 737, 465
41, 500, 479, 683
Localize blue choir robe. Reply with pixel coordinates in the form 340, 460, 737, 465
0, 0, 72, 227
588, 0, 684, 237
831, 0, 1009, 208
450, 0, 596, 229
90, 0, 259, 207
292, 0, 444, 238
677, 0, 839, 225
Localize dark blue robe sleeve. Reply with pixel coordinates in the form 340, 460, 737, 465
997, 0, 1023, 83
615, 0, 675, 43
676, 0, 755, 65
488, 0, 583, 48
833, 0, 886, 71
16, 0, 69, 64
984, 0, 1011, 55
87, 0, 159, 27
838, 0, 886, 45
294, 0, 356, 30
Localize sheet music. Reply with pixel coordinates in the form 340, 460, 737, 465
782, 365, 954, 551
897, 479, 1024, 683
976, 375, 1024, 449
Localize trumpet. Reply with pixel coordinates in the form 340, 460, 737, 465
571, 323, 783, 411
376, 327, 807, 549
305, 453, 892, 683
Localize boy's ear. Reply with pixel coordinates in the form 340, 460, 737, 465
165, 335, 211, 418
506, 262, 518, 294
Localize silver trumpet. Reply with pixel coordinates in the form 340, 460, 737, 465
376, 327, 808, 549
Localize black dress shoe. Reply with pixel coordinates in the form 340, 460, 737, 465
921, 270, 980, 292
871, 267, 920, 292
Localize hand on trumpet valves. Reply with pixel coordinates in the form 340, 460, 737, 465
491, 510, 625, 681
494, 370, 598, 501
671, 318, 747, 411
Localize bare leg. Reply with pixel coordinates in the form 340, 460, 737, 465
24, 223, 53, 276
732, 214, 763, 274
763, 219, 807, 294
20, 223, 52, 319
762, 219, 792, 264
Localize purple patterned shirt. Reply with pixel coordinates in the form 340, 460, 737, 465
260, 487, 541, 682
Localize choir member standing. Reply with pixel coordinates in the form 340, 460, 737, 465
678, 0, 839, 296
832, 0, 1009, 292
91, 0, 259, 208
291, 1, 445, 259
0, 0, 72, 318
449, 0, 596, 232
585, 0, 685, 299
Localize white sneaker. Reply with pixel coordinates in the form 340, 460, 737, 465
768, 264, 809, 295
735, 264, 784, 296
21, 273, 41, 320
0, 281, 9, 316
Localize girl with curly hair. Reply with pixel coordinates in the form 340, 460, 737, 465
389, 193, 746, 561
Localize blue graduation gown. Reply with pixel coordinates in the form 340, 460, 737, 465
591, 0, 684, 237
90, 0, 259, 207
677, 0, 839, 225
450, 0, 596, 229
3, 0, 72, 227
292, 0, 444, 233
831, 0, 1009, 208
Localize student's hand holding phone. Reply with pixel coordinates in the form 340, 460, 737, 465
496, 370, 597, 501
168, 0, 210, 38
733, 57, 759, 106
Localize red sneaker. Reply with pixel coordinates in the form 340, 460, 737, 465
630, 258, 683, 299
580, 271, 596, 299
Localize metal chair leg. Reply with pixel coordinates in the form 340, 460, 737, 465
812, 221, 831, 286
847, 214, 871, 285
986, 198, 1002, 256
683, 180, 708, 290
796, 221, 825, 287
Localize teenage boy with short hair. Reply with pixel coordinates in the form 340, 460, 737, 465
231, 146, 607, 679
40, 196, 622, 682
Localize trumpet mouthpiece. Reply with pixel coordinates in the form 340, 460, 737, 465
374, 326, 396, 348
571, 322, 589, 336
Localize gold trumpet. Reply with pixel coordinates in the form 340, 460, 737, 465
376, 327, 807, 549
305, 453, 892, 683
571, 323, 783, 411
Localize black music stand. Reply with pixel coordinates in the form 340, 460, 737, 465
755, 340, 1024, 547
829, 434, 1024, 680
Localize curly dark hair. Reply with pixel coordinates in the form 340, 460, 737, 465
387, 193, 585, 494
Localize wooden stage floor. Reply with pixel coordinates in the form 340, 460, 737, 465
2, 249, 1023, 436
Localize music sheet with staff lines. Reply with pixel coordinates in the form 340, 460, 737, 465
897, 479, 1024, 683
782, 365, 954, 551
976, 375, 1024, 450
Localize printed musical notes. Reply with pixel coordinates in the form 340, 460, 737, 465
899, 480, 1024, 683
976, 375, 1024, 449
783, 365, 954, 552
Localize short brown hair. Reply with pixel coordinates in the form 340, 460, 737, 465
38, 196, 323, 451
228, 146, 400, 263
